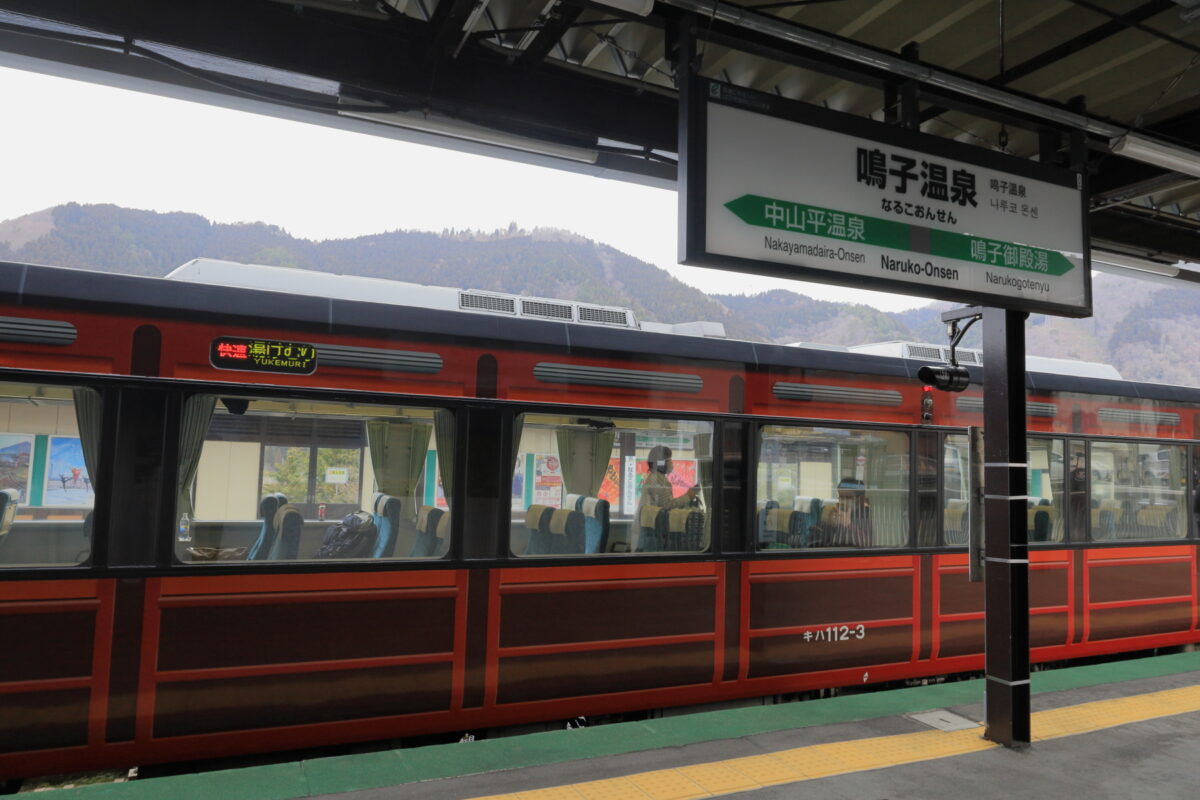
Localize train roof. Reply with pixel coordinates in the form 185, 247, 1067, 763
1, 258, 1195, 406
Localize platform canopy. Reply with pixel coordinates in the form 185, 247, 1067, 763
2, 1, 1200, 266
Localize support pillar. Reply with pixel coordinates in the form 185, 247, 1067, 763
982, 306, 1030, 746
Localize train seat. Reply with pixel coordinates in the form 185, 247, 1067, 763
664, 508, 695, 550
944, 499, 968, 545
564, 493, 585, 512
523, 504, 554, 555
433, 512, 451, 557
371, 493, 403, 558
1091, 500, 1121, 539
270, 503, 304, 560
578, 496, 610, 553
0, 489, 17, 560
547, 508, 584, 554
760, 507, 797, 548
1027, 507, 1051, 542
756, 500, 780, 544
246, 493, 288, 560
636, 504, 667, 552
1136, 504, 1177, 538
410, 505, 445, 558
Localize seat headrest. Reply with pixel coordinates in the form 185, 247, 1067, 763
374, 492, 401, 518
260, 493, 285, 519
0, 488, 17, 536
525, 504, 552, 530
417, 505, 442, 530
668, 508, 698, 532
548, 508, 582, 535
564, 493, 584, 511
273, 503, 302, 531
639, 504, 662, 527
581, 496, 599, 517
436, 512, 451, 537
766, 507, 792, 532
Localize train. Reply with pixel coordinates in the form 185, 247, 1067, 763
1, 256, 1197, 780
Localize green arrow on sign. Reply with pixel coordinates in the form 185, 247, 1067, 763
724, 194, 1075, 277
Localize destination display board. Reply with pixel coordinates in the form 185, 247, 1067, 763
680, 79, 1091, 317
210, 337, 317, 374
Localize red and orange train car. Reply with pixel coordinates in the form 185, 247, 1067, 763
0, 258, 1196, 779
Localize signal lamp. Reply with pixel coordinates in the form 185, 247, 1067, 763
921, 386, 935, 423
918, 363, 970, 393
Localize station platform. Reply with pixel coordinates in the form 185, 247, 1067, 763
30, 650, 1200, 800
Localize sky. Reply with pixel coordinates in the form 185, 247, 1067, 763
0, 64, 933, 313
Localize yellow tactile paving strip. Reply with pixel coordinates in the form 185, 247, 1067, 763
469, 684, 1200, 800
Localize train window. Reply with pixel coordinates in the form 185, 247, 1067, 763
1088, 441, 1186, 541
944, 437, 1068, 546
0, 382, 99, 567
1068, 440, 1087, 542
942, 435, 969, 546
757, 425, 909, 550
176, 396, 455, 563
1027, 439, 1065, 543
509, 413, 713, 557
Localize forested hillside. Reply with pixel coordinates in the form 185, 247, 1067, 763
1, 203, 1198, 386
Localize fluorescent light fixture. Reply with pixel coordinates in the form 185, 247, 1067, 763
590, 0, 655, 16
1109, 134, 1200, 179
1092, 250, 1180, 278
340, 108, 599, 165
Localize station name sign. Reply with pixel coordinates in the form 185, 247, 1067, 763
210, 336, 317, 375
680, 80, 1091, 317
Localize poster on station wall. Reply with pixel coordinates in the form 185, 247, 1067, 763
681, 79, 1090, 318
533, 454, 563, 508
43, 436, 93, 507
598, 458, 621, 508
0, 434, 32, 503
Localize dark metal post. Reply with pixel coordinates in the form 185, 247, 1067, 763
982, 306, 1030, 746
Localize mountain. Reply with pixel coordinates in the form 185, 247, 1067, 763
0, 203, 760, 341
1, 203, 1199, 387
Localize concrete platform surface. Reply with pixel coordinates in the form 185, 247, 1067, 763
33, 651, 1200, 800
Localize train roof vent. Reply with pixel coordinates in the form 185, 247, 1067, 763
905, 344, 943, 361
773, 382, 903, 407
578, 305, 630, 327
0, 315, 76, 346
1097, 408, 1180, 427
956, 397, 1058, 418
460, 291, 516, 314
535, 363, 703, 393
953, 349, 981, 365
521, 299, 574, 321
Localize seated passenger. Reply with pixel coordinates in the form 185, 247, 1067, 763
639, 446, 698, 511
810, 479, 872, 547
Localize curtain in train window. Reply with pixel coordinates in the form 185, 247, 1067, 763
757, 425, 909, 550
510, 413, 713, 557
1088, 440, 1186, 541
0, 382, 99, 567
178, 396, 454, 563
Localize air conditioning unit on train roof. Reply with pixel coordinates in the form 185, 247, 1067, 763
165, 258, 662, 332
847, 341, 1122, 381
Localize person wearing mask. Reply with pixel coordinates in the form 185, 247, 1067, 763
812, 478, 872, 547
639, 445, 699, 510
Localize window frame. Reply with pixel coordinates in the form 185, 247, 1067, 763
170, 383, 465, 571
503, 403, 725, 562
750, 416, 924, 555
1079, 434, 1192, 544
0, 370, 113, 574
